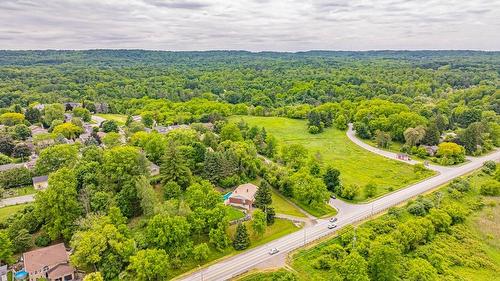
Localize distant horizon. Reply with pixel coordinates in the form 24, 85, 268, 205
1, 49, 499, 53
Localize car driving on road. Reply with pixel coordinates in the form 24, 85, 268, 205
268, 248, 279, 255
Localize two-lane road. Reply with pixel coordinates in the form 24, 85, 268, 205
178, 127, 499, 281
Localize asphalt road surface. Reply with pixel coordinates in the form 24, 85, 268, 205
178, 127, 499, 281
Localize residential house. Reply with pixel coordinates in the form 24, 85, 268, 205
95, 102, 109, 113
33, 104, 45, 111
149, 163, 160, 176
32, 175, 49, 190
63, 102, 81, 111
23, 243, 75, 281
153, 124, 189, 134
0, 265, 7, 281
422, 145, 438, 156
30, 125, 48, 136
63, 113, 73, 122
132, 115, 142, 123
226, 183, 259, 210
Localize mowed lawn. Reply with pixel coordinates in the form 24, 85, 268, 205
230, 116, 435, 202
270, 188, 307, 218
95, 113, 128, 125
0, 204, 29, 222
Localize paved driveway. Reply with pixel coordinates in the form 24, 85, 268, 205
0, 194, 35, 208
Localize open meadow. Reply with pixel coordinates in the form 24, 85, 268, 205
230, 116, 435, 202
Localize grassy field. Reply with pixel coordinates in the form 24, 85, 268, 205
227, 218, 302, 248
226, 206, 246, 221
291, 197, 336, 218
95, 113, 128, 125
230, 116, 435, 202
0, 204, 29, 222
172, 218, 301, 278
270, 188, 307, 218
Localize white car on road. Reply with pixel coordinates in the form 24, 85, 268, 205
268, 248, 279, 255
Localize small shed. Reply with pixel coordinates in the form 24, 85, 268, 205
32, 175, 49, 190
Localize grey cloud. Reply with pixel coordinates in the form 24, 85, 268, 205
142, 0, 211, 9
0, 0, 498, 51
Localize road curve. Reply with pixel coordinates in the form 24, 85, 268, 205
177, 126, 500, 281
346, 123, 451, 173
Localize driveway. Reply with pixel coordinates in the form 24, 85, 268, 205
0, 194, 35, 208
346, 123, 451, 173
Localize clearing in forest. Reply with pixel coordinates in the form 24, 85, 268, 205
231, 116, 435, 202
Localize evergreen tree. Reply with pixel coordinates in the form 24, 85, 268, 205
233, 223, 250, 250
160, 143, 192, 189
254, 180, 272, 209
323, 166, 341, 193
266, 207, 276, 225
422, 122, 440, 145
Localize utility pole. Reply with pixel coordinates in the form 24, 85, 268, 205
352, 226, 357, 249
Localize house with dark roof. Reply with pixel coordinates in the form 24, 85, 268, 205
23, 243, 75, 281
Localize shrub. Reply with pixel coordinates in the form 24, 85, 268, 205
448, 178, 471, 193
219, 175, 240, 188
0, 167, 32, 188
308, 125, 321, 134
0, 153, 11, 165
192, 243, 210, 262
364, 183, 377, 198
407, 202, 426, 216
479, 180, 500, 196
341, 184, 359, 200
413, 164, 427, 174
482, 160, 496, 175
35, 233, 51, 247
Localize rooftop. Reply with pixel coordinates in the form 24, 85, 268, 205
32, 175, 49, 183
23, 243, 69, 274
230, 183, 259, 201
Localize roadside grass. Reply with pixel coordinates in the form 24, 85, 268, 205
227, 218, 302, 249
237, 269, 294, 281
0, 204, 30, 222
454, 195, 500, 281
285, 170, 500, 280
172, 218, 302, 279
2, 186, 36, 198
230, 116, 435, 202
291, 198, 337, 218
270, 188, 307, 218
95, 113, 128, 125
226, 206, 246, 221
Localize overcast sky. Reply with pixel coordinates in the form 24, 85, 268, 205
1, 0, 499, 51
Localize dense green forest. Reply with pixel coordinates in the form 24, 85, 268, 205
0, 50, 498, 281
